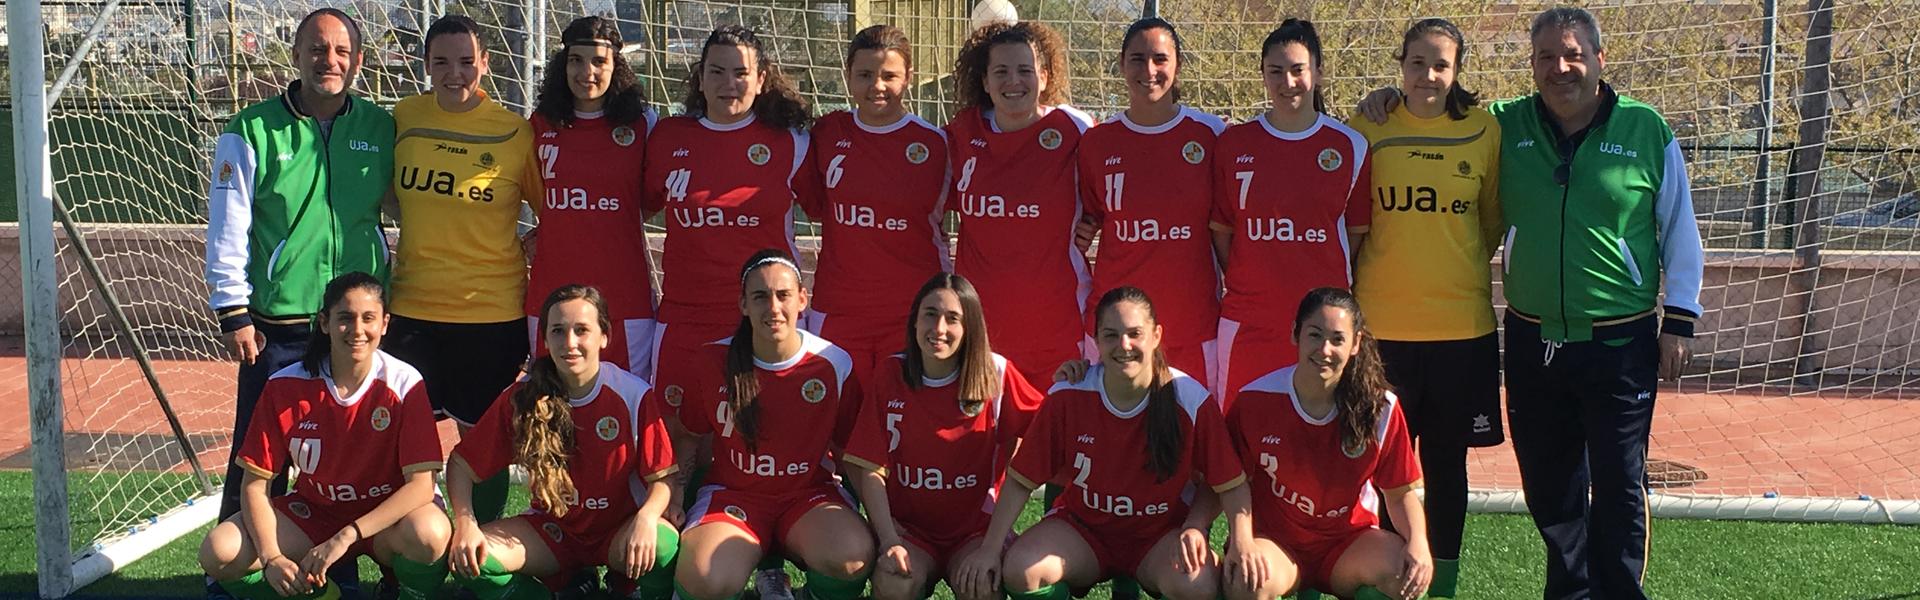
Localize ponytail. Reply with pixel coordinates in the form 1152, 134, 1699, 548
723, 316, 764, 449
512, 355, 579, 516
1141, 345, 1183, 481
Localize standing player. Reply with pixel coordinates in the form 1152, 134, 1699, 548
672, 250, 873, 600
844, 273, 1044, 600
644, 25, 821, 432
952, 287, 1248, 600
385, 14, 540, 523
1346, 19, 1504, 600
808, 24, 953, 386
446, 285, 680, 600
1076, 17, 1225, 391
526, 16, 659, 376
1211, 19, 1372, 407
1221, 288, 1430, 600
199, 273, 448, 600
945, 21, 1096, 390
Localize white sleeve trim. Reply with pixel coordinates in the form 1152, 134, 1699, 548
1655, 138, 1705, 316
205, 132, 258, 310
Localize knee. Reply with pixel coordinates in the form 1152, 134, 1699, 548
1160, 568, 1221, 600
1000, 546, 1059, 592
809, 533, 873, 579
198, 524, 248, 580
394, 510, 451, 562
868, 569, 922, 600
674, 561, 747, 600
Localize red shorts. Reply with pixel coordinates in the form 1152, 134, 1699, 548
271, 496, 375, 558
1264, 528, 1368, 594
649, 321, 735, 415
897, 520, 987, 570
1044, 509, 1173, 583
1215, 317, 1297, 408
803, 311, 896, 387
685, 483, 854, 554
521, 511, 617, 576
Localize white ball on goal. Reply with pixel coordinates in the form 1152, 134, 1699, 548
970, 0, 1019, 31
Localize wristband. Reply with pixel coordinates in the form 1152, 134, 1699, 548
347, 521, 365, 540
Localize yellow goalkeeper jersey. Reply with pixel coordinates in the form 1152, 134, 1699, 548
389, 91, 540, 323
1349, 106, 1503, 341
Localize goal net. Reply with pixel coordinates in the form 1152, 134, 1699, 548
7, 0, 1917, 595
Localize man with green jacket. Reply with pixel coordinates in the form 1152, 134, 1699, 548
202, 7, 394, 533
1493, 8, 1703, 600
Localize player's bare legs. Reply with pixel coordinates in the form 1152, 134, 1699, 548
675, 522, 763, 600
1222, 536, 1298, 600
1001, 518, 1101, 597
1132, 528, 1222, 600
783, 502, 874, 600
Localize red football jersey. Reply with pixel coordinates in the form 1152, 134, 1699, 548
1225, 365, 1421, 542
239, 351, 442, 514
453, 365, 677, 537
1008, 365, 1245, 538
1077, 107, 1225, 348
677, 331, 862, 494
811, 110, 952, 325
527, 110, 657, 321
844, 353, 1044, 540
1211, 114, 1371, 323
642, 114, 820, 326
945, 106, 1095, 355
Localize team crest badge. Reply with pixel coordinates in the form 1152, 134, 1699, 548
612, 126, 636, 147
1316, 148, 1343, 172
1037, 128, 1063, 150
370, 407, 392, 432
217, 162, 235, 184
1457, 160, 1472, 176
800, 378, 827, 404
478, 152, 496, 168
1181, 141, 1206, 165
747, 143, 772, 166
1343, 440, 1366, 459
542, 522, 565, 541
905, 142, 930, 165
596, 416, 621, 441
288, 501, 312, 519
664, 385, 685, 408
724, 505, 748, 522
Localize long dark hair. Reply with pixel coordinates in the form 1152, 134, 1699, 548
1291, 287, 1390, 457
535, 16, 647, 128
302, 272, 387, 378
1261, 18, 1326, 114
953, 21, 1071, 112
422, 14, 486, 59
1094, 286, 1183, 482
724, 249, 803, 448
1394, 18, 1481, 121
681, 25, 813, 130
512, 284, 612, 518
1119, 17, 1186, 104
902, 273, 1000, 415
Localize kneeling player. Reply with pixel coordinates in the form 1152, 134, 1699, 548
953, 287, 1247, 600
1221, 288, 1431, 600
845, 273, 1044, 600
447, 285, 681, 600
672, 250, 873, 600
199, 272, 449, 600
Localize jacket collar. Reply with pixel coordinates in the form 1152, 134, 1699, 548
1533, 80, 1618, 157
280, 80, 355, 119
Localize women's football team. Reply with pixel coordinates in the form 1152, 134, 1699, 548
201, 10, 1508, 600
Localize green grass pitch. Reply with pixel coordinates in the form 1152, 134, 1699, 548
4, 472, 1918, 598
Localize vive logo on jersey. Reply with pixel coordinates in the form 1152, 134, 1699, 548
1182, 141, 1206, 164
434, 143, 468, 155
673, 148, 690, 157
887, 399, 906, 409
970, 138, 987, 148
1598, 142, 1640, 158
1516, 138, 1536, 149
1261, 435, 1282, 445
747, 143, 772, 166
1104, 156, 1122, 166
1076, 434, 1096, 444
297, 421, 320, 431
612, 126, 636, 147
906, 142, 930, 165
1317, 148, 1343, 172
801, 379, 828, 404
836, 140, 853, 149
370, 407, 391, 432
596, 416, 621, 441
1038, 128, 1063, 150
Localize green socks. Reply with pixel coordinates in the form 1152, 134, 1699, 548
1430, 558, 1460, 598
472, 471, 510, 523
632, 523, 681, 598
1352, 585, 1393, 600
1294, 589, 1322, 600
219, 570, 340, 600
389, 554, 448, 600
1008, 582, 1071, 600
452, 555, 546, 600
800, 569, 867, 600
